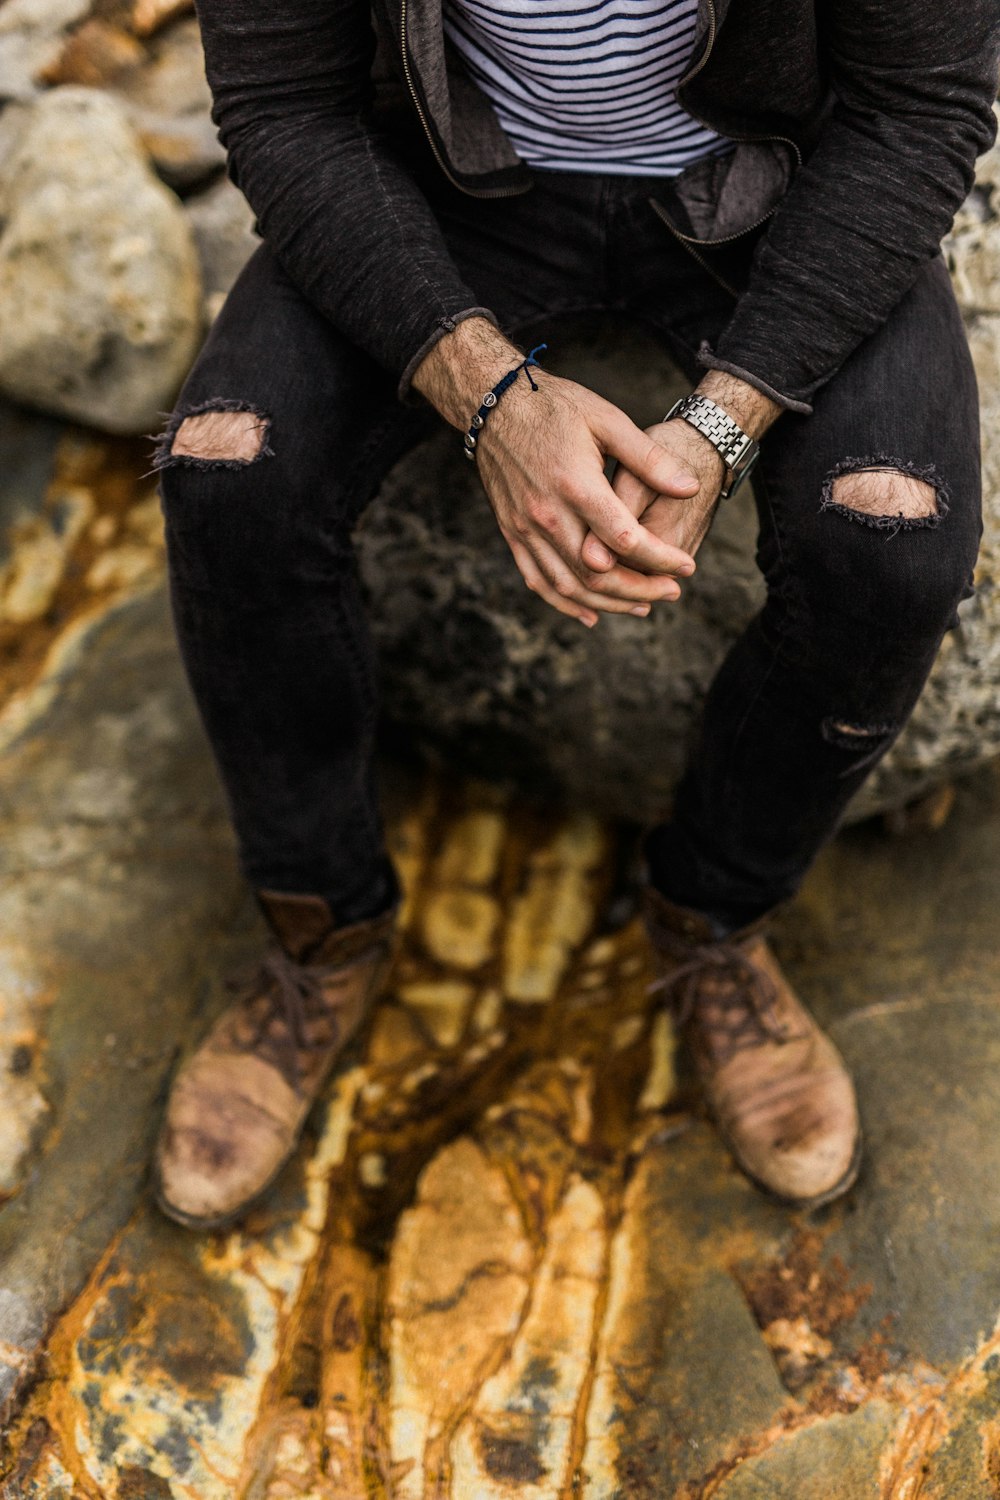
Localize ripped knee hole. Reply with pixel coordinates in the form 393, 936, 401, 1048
821, 717, 897, 749
820, 459, 948, 532
154, 402, 273, 469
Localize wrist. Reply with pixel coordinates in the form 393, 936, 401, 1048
694, 369, 781, 442
411, 316, 523, 431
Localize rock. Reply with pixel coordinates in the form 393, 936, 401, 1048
398, 979, 475, 1047
110, 16, 227, 192
184, 175, 259, 321
84, 541, 160, 592
130, 0, 195, 37
0, 0, 90, 102
501, 814, 609, 1003
388, 1137, 534, 1498
945, 106, 1000, 316
0, 399, 63, 565
37, 18, 145, 88
711, 1403, 901, 1500
0, 88, 202, 433
420, 888, 500, 971
450, 1176, 606, 1499
0, 485, 93, 624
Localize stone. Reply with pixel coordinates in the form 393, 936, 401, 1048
711, 1402, 901, 1499
450, 1176, 606, 1499
8, 543, 1000, 1493
0, 485, 93, 624
85, 541, 161, 592
582, 1126, 790, 1499
131, 0, 195, 37
184, 176, 261, 320
0, 584, 245, 1423
398, 978, 475, 1047
0, 401, 64, 566
420, 888, 500, 971
0, 88, 202, 433
388, 1137, 534, 1498
821, 994, 1000, 1372
945, 106, 1000, 316
37, 18, 145, 88
502, 815, 608, 1003
0, 0, 90, 102
110, 18, 228, 193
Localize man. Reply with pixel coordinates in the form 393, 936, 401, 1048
152, 0, 999, 1230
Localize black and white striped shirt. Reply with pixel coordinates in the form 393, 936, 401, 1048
443, 0, 728, 177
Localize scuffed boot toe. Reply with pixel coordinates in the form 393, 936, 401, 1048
725, 1070, 863, 1208
154, 1054, 301, 1229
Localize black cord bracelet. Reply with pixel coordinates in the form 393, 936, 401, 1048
463, 343, 547, 462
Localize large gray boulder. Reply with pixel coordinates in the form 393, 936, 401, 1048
358, 122, 1000, 822
0, 86, 202, 432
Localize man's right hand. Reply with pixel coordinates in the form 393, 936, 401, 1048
412, 318, 700, 627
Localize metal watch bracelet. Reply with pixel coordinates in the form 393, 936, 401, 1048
663, 394, 760, 498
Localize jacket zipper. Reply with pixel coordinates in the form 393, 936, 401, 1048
649, 198, 739, 296
668, 0, 803, 248
399, 0, 522, 199
677, 0, 717, 89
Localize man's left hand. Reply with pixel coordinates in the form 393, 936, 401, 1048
580, 371, 783, 590
587, 416, 727, 571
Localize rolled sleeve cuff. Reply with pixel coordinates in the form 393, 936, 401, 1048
696, 341, 815, 416
397, 305, 502, 405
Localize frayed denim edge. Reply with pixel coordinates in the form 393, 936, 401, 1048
150, 398, 275, 472
819, 454, 950, 535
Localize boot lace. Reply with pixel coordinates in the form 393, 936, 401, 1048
648, 938, 793, 1066
226, 946, 350, 1087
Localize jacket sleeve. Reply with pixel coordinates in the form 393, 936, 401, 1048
194, 0, 498, 400
703, 0, 1000, 414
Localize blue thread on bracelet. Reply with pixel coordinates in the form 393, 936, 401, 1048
463, 344, 547, 462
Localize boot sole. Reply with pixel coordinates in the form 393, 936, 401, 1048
731, 1127, 864, 1212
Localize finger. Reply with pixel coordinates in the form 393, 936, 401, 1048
592, 400, 701, 497
576, 557, 683, 603
576, 486, 698, 576
515, 494, 678, 597
527, 534, 669, 615
583, 472, 654, 571
585, 464, 654, 570
507, 535, 599, 627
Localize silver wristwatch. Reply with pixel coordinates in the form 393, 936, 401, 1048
663, 394, 759, 499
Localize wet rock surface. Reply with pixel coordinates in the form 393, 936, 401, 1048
2, 432, 1000, 1496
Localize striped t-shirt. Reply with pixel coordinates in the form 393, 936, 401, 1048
442, 0, 728, 177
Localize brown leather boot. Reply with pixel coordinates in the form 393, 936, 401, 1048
642, 887, 861, 1208
154, 891, 398, 1230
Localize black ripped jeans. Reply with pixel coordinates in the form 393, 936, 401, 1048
158, 165, 982, 933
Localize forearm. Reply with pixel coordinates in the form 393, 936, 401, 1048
197, 0, 494, 397
410, 317, 525, 429
707, 5, 998, 411
695, 369, 782, 443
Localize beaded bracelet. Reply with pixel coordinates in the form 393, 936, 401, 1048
463, 343, 547, 462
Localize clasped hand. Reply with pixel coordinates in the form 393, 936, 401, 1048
476, 371, 727, 626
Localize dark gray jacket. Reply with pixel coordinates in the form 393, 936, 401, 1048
195, 0, 999, 413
